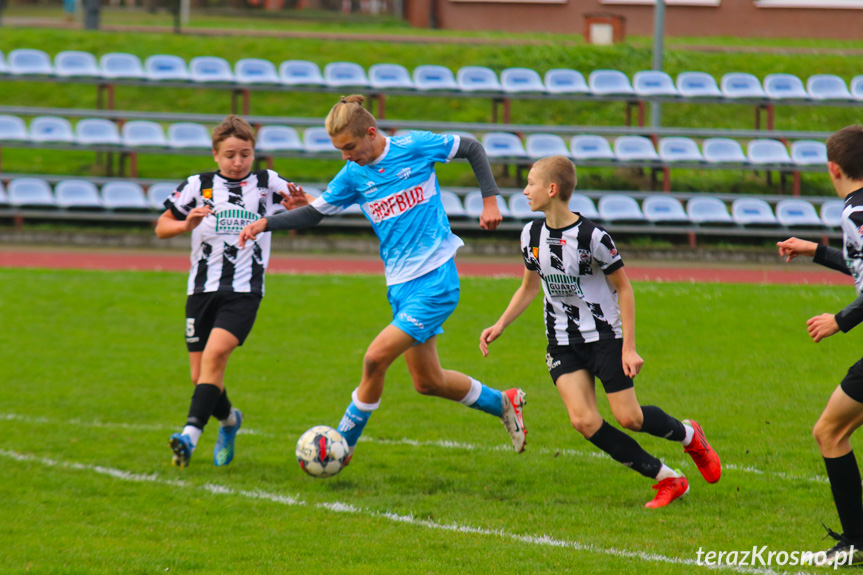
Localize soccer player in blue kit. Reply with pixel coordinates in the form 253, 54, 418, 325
239, 95, 527, 464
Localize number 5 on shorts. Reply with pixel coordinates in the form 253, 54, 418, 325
186, 317, 195, 338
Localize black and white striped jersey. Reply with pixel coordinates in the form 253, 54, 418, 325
521, 216, 625, 345
164, 169, 288, 296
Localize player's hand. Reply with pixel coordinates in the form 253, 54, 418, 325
183, 205, 213, 232
621, 347, 644, 379
777, 237, 818, 263
281, 182, 312, 210
238, 218, 268, 249
479, 195, 502, 231
479, 324, 504, 357
807, 313, 840, 342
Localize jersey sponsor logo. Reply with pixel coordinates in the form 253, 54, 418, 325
214, 208, 260, 234
202, 188, 213, 199
365, 185, 428, 224
546, 238, 567, 246
545, 353, 561, 372
543, 273, 584, 298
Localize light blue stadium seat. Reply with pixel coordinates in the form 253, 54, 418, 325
569, 194, 600, 220
544, 69, 589, 94
122, 120, 167, 147
235, 58, 279, 84
147, 182, 179, 210
102, 182, 149, 211
257, 125, 303, 152
642, 195, 688, 224
525, 133, 569, 160
55, 180, 103, 210
747, 139, 792, 164
168, 123, 211, 149
145, 55, 189, 81
324, 62, 370, 88
598, 194, 645, 223
369, 63, 414, 89
100, 52, 145, 79
303, 127, 337, 153
632, 71, 678, 96
570, 135, 615, 161
8, 48, 53, 75
720, 72, 765, 99
456, 66, 502, 92
588, 69, 634, 96
500, 67, 545, 94
686, 196, 733, 225
775, 199, 822, 227
481, 132, 528, 159
702, 138, 747, 164
0, 50, 7, 74
614, 136, 659, 162
75, 118, 121, 145
189, 56, 235, 83
731, 198, 778, 226
791, 140, 827, 166
821, 200, 844, 227
440, 190, 467, 218
0, 115, 29, 141
8, 178, 56, 208
0, 182, 8, 206
658, 137, 703, 162
412, 65, 458, 91
851, 76, 863, 101
30, 116, 74, 143
676, 72, 721, 98
763, 73, 807, 100
807, 74, 852, 100
279, 60, 325, 86
463, 191, 511, 219
508, 194, 538, 219
55, 50, 100, 78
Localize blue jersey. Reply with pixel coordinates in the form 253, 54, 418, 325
312, 131, 464, 285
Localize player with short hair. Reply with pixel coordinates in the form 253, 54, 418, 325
777, 125, 863, 565
156, 114, 294, 468
239, 95, 527, 463
479, 155, 721, 508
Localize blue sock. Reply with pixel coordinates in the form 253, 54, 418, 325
337, 401, 372, 448
467, 384, 503, 417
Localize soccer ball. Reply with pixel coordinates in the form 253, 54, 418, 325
295, 425, 350, 478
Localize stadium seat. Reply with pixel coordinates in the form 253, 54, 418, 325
852, 76, 863, 101
500, 68, 546, 94
102, 181, 150, 211
570, 135, 615, 161
144, 55, 189, 81
279, 60, 326, 86
55, 50, 100, 78
412, 65, 459, 91
324, 62, 370, 88
731, 198, 778, 226
481, 132, 528, 159
642, 196, 689, 224
75, 118, 121, 145
8, 178, 56, 208
303, 126, 338, 153
147, 182, 179, 210
821, 199, 844, 227
100, 52, 145, 79
0, 114, 29, 141
807, 74, 852, 100
0, 182, 8, 207
613, 136, 659, 162
189, 56, 235, 83
122, 120, 168, 147
257, 125, 303, 152
368, 63, 414, 89
588, 69, 634, 96
686, 196, 733, 225
235, 58, 280, 84
763, 73, 808, 100
569, 194, 600, 220
440, 190, 467, 218
508, 194, 538, 219
167, 123, 211, 149
456, 66, 502, 92
525, 133, 569, 159
676, 72, 722, 98
8, 48, 53, 75
746, 139, 792, 164
598, 194, 645, 223
790, 140, 828, 166
0, 50, 7, 74
543, 69, 589, 94
463, 191, 511, 219
55, 180, 103, 210
775, 199, 823, 227
30, 116, 74, 143
720, 73, 766, 99
632, 71, 678, 96
658, 137, 703, 162
702, 138, 747, 164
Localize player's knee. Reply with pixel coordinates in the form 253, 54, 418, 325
615, 412, 643, 431
362, 351, 388, 379
813, 419, 839, 450
411, 376, 442, 396
570, 414, 601, 437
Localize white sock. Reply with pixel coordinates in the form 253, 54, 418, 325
459, 378, 483, 406
655, 464, 679, 481
220, 409, 237, 427
681, 424, 695, 446
182, 425, 202, 449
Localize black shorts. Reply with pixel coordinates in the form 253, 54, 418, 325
184, 292, 262, 352
546, 338, 634, 393
841, 358, 863, 403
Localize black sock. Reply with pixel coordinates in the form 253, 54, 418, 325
824, 451, 863, 543
640, 405, 686, 442
588, 420, 662, 479
212, 388, 232, 421
185, 383, 222, 430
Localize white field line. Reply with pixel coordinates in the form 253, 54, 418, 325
0, 412, 827, 484
0, 448, 818, 575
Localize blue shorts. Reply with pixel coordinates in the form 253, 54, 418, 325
387, 258, 460, 344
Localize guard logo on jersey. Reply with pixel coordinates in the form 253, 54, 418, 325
214, 208, 260, 235
543, 273, 583, 298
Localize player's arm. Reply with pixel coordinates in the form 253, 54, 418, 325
237, 204, 325, 248
453, 136, 502, 231
777, 237, 850, 274
479, 268, 541, 357
155, 206, 212, 239
607, 267, 644, 379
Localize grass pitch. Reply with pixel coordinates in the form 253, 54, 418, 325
0, 266, 859, 573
